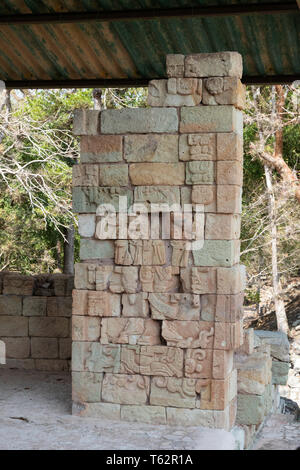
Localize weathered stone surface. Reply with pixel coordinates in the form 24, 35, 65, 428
78, 215, 96, 238
185, 52, 243, 79
179, 134, 216, 161
101, 318, 161, 346
99, 164, 129, 186
120, 345, 140, 374
191, 185, 217, 212
72, 289, 88, 315
80, 240, 114, 260
162, 320, 214, 348
109, 267, 139, 294
166, 406, 229, 429
73, 187, 133, 213
115, 240, 166, 266
140, 345, 184, 377
122, 293, 149, 318
59, 338, 72, 359
217, 185, 242, 214
35, 359, 69, 372
72, 371, 103, 402
149, 293, 201, 321
2, 337, 30, 359
87, 291, 121, 317
236, 328, 254, 356
217, 133, 243, 162
214, 321, 243, 350
185, 349, 233, 380
180, 267, 217, 294
80, 135, 123, 162
196, 370, 237, 410
0, 295, 22, 316
47, 296, 72, 317
171, 241, 191, 267
51, 274, 74, 296
186, 161, 215, 185
72, 341, 120, 373
3, 274, 34, 295
180, 106, 243, 135
124, 134, 178, 163
130, 163, 185, 185
29, 317, 69, 338
254, 330, 290, 362
202, 77, 246, 109
72, 316, 101, 341
150, 377, 196, 408
121, 405, 166, 425
72, 164, 99, 187
235, 354, 271, 395
217, 266, 243, 294
0, 316, 28, 337
102, 373, 150, 405
236, 393, 265, 425
74, 264, 113, 291
134, 186, 180, 207
217, 161, 243, 186
205, 214, 240, 240
272, 361, 289, 385
23, 296, 47, 316
166, 54, 185, 78
73, 401, 120, 420
192, 240, 240, 267
140, 266, 179, 293
73, 109, 99, 135
101, 108, 178, 134
31, 337, 58, 359
148, 79, 202, 107
201, 293, 244, 323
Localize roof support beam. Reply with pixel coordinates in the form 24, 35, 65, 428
0, 3, 298, 25
4, 75, 300, 90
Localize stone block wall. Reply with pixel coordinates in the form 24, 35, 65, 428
72, 52, 246, 430
0, 272, 73, 371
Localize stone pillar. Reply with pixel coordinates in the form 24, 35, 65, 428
71, 52, 246, 430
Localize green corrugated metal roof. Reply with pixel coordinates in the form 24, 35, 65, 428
0, 1, 299, 87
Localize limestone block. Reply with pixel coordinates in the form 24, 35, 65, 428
72, 164, 98, 187
185, 52, 243, 79
101, 108, 178, 134
150, 377, 196, 408
140, 266, 179, 293
115, 240, 166, 266
120, 345, 140, 374
72, 289, 88, 315
80, 239, 114, 260
179, 134, 216, 161
109, 267, 139, 294
3, 274, 34, 295
74, 264, 97, 290
217, 185, 242, 214
29, 317, 69, 338
217, 133, 243, 162
2, 337, 30, 359
166, 406, 229, 429
272, 361, 289, 385
166, 54, 185, 77
217, 266, 243, 295
80, 135, 123, 163
185, 349, 233, 380
205, 293, 244, 323
73, 402, 120, 420
31, 337, 58, 359
196, 370, 237, 410
192, 240, 240, 267
0, 295, 22, 316
140, 345, 184, 377
78, 214, 96, 238
148, 293, 201, 321
72, 341, 120, 373
4, 359, 35, 369
102, 373, 150, 405
205, 214, 240, 240
95, 266, 114, 291
191, 185, 217, 212
170, 241, 190, 267
72, 371, 103, 402
180, 267, 217, 294
72, 187, 133, 213
0, 316, 28, 337
134, 186, 180, 207
235, 355, 270, 395
35, 359, 69, 372
162, 320, 214, 349
87, 291, 121, 317
202, 77, 246, 109
254, 330, 290, 362
148, 78, 202, 107
51, 274, 74, 296
130, 162, 185, 185
124, 134, 178, 163
47, 297, 72, 317
180, 106, 243, 135
237, 328, 254, 355
22, 296, 47, 316
121, 405, 166, 425
122, 293, 149, 318
186, 161, 215, 185
101, 318, 161, 346
59, 338, 72, 359
99, 164, 129, 186
217, 161, 243, 186
72, 315, 101, 341
236, 393, 265, 425
214, 321, 243, 350
73, 109, 99, 135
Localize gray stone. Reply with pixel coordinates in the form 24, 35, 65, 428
185, 52, 243, 78
0, 316, 28, 337
0, 295, 22, 316
272, 361, 289, 385
121, 405, 166, 425
31, 338, 58, 359
1, 337, 30, 359
193, 240, 240, 267
124, 134, 178, 163
254, 330, 290, 362
180, 106, 243, 135
23, 297, 47, 317
73, 401, 121, 420
79, 239, 114, 260
101, 108, 178, 134
78, 215, 96, 237
72, 187, 133, 213
73, 109, 99, 135
236, 393, 265, 425
72, 371, 103, 402
72, 341, 121, 373
29, 317, 70, 338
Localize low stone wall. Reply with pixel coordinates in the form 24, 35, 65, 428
0, 272, 73, 371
